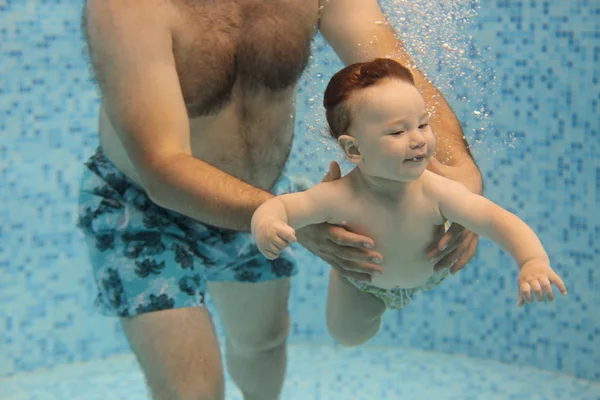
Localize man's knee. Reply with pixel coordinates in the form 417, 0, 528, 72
120, 309, 225, 400
151, 386, 223, 400
148, 367, 224, 400
227, 313, 290, 354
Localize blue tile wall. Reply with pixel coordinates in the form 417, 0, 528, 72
0, 0, 598, 382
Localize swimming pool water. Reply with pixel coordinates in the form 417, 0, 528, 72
2, 344, 599, 400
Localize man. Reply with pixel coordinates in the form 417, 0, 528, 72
79, 0, 482, 399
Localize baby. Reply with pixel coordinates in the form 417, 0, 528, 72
251, 58, 567, 346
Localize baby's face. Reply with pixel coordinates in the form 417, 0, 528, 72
346, 79, 435, 182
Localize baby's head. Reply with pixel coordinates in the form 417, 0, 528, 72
323, 58, 435, 182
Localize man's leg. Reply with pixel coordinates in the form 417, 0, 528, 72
207, 278, 291, 400
120, 307, 225, 400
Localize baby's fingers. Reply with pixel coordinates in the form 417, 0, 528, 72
277, 226, 297, 244
529, 280, 544, 302
263, 249, 280, 260
269, 237, 290, 251
516, 293, 524, 307
538, 277, 554, 302
549, 272, 568, 295
519, 282, 533, 303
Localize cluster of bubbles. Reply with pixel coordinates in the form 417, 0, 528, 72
380, 0, 503, 159
298, 0, 501, 168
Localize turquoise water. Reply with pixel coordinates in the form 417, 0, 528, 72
1, 0, 598, 399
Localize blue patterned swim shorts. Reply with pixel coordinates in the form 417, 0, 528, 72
77, 147, 311, 317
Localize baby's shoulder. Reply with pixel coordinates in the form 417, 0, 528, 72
305, 175, 353, 200
420, 170, 451, 195
420, 170, 473, 203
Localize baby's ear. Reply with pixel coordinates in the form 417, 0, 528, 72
338, 135, 361, 164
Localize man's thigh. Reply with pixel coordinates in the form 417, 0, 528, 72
207, 278, 291, 350
120, 307, 224, 398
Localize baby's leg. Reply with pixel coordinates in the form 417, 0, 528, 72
326, 269, 386, 347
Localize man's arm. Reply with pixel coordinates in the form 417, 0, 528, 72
319, 0, 482, 194
84, 0, 271, 231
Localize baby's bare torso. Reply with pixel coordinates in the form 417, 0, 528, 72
332, 171, 447, 289
96, 0, 320, 191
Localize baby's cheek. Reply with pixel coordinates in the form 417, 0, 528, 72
427, 132, 436, 152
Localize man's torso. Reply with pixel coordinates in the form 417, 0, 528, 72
97, 0, 321, 191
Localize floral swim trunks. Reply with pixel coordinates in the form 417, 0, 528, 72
347, 268, 450, 309
77, 147, 312, 317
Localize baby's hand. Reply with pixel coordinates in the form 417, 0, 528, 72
252, 218, 297, 260
516, 259, 567, 307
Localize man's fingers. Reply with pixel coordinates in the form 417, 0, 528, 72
331, 264, 372, 282
321, 161, 342, 183
325, 257, 372, 281
426, 225, 447, 259
428, 225, 464, 261
329, 246, 383, 273
328, 228, 375, 250
433, 248, 462, 271
430, 228, 477, 272
326, 250, 383, 274
329, 161, 342, 180
437, 223, 463, 250
449, 237, 478, 274
433, 234, 473, 271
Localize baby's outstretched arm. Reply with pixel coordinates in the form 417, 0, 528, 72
431, 177, 568, 306
251, 182, 337, 259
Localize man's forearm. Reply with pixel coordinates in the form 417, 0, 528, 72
411, 65, 484, 194
387, 41, 483, 193
319, 0, 482, 196
410, 69, 476, 166
337, 21, 482, 191
363, 32, 475, 165
143, 153, 274, 231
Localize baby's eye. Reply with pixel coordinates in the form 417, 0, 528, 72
390, 130, 405, 135
419, 123, 429, 129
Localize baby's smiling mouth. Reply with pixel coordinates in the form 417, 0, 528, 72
404, 154, 426, 162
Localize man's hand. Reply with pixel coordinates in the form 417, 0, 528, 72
296, 162, 384, 282
426, 157, 482, 274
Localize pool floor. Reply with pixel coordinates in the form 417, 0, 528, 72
2, 344, 599, 400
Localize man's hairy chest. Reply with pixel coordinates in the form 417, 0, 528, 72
170, 0, 319, 117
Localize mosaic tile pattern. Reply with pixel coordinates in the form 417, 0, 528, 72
1, 345, 600, 400
0, 0, 598, 388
